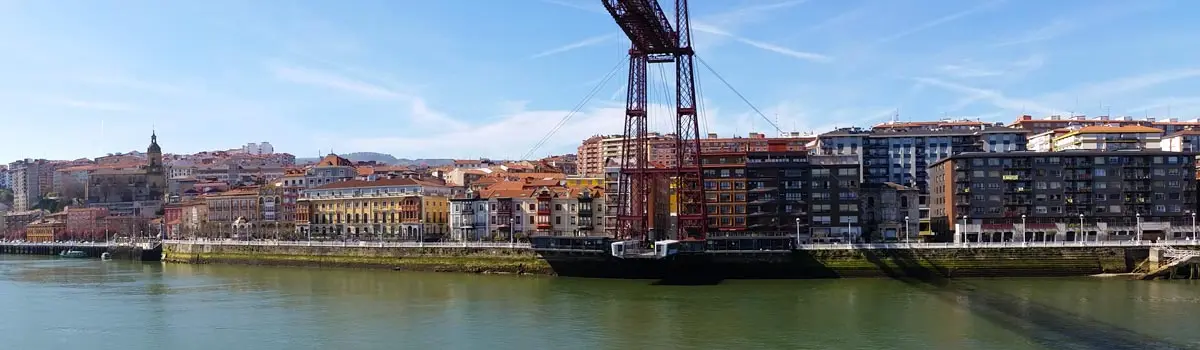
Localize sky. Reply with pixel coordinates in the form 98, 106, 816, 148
1, 0, 1199, 163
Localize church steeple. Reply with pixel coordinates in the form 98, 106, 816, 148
148, 130, 161, 154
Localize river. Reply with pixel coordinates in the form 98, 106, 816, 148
1, 255, 1197, 350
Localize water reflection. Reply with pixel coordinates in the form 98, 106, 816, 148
1, 256, 1198, 350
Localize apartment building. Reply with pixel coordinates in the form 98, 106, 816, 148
1026, 125, 1164, 152
929, 151, 1198, 243
296, 178, 452, 241
0, 165, 9, 189
813, 122, 1028, 190
577, 132, 812, 176
203, 186, 261, 238
1011, 115, 1200, 135
7, 159, 48, 211
701, 150, 748, 236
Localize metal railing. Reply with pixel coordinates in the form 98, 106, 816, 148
794, 239, 1200, 250
162, 239, 531, 249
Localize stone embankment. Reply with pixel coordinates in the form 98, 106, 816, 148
163, 242, 552, 275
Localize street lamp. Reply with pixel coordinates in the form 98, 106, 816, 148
795, 218, 801, 248
959, 215, 968, 244
1021, 214, 1027, 243
1079, 213, 1085, 243
1190, 212, 1197, 242
509, 216, 516, 245
1135, 213, 1142, 242
904, 216, 910, 244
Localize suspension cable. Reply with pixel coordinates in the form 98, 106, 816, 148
520, 56, 627, 160
695, 54, 783, 134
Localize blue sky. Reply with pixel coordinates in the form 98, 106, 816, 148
1, 0, 1198, 163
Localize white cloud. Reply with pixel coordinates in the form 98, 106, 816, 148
939, 64, 1003, 78
539, 0, 607, 14
529, 33, 619, 59
43, 98, 142, 113
875, 0, 1006, 45
915, 77, 1068, 116
693, 24, 832, 63
343, 105, 631, 159
991, 19, 1075, 48
269, 63, 410, 100
268, 63, 466, 130
1127, 96, 1200, 116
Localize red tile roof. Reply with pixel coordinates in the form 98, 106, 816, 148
312, 178, 446, 190
315, 154, 353, 167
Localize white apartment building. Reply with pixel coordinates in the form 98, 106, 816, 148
243, 142, 275, 155
7, 159, 46, 211
1049, 125, 1163, 152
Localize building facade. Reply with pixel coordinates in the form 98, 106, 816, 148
449, 190, 490, 241
296, 178, 453, 241
8, 159, 48, 211
929, 151, 1199, 243
814, 123, 1028, 190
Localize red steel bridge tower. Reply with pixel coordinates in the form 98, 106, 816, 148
602, 0, 708, 246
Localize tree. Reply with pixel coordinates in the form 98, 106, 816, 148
0, 189, 13, 206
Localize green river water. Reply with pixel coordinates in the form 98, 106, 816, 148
1, 255, 1197, 350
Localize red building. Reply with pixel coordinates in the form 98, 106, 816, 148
65, 207, 111, 241
163, 203, 183, 238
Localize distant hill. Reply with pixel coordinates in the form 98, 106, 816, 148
296, 152, 455, 167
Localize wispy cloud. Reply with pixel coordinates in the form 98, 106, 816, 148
807, 3, 875, 32
694, 24, 833, 63
539, 0, 607, 14
1062, 68, 1200, 102
915, 76, 1068, 116
268, 62, 466, 130
1127, 96, 1200, 115
703, 0, 810, 28
939, 64, 1003, 78
937, 54, 1046, 79
530, 33, 619, 59
44, 98, 141, 112
876, 0, 1006, 45
991, 19, 1074, 48
990, 2, 1160, 48
268, 63, 409, 100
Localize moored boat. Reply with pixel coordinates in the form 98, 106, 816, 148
59, 249, 88, 258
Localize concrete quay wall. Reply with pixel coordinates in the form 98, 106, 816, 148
165, 242, 1150, 279
162, 242, 552, 275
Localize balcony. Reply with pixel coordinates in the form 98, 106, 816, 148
748, 186, 777, 193
748, 211, 775, 217
536, 203, 551, 215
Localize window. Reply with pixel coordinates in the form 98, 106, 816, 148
556, 216, 562, 224
555, 204, 563, 211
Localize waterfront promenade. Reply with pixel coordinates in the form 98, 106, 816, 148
151, 238, 1200, 251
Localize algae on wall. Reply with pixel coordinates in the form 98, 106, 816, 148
163, 243, 553, 275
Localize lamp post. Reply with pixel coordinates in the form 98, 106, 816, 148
959, 215, 968, 244
1079, 213, 1085, 243
1021, 214, 1027, 243
904, 216, 910, 244
1191, 212, 1196, 242
795, 218, 801, 248
509, 216, 516, 246
1135, 213, 1142, 243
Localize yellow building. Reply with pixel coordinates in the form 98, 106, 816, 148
563, 176, 604, 188
297, 178, 452, 241
26, 218, 65, 243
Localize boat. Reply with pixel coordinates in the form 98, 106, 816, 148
59, 249, 88, 258
100, 252, 112, 260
